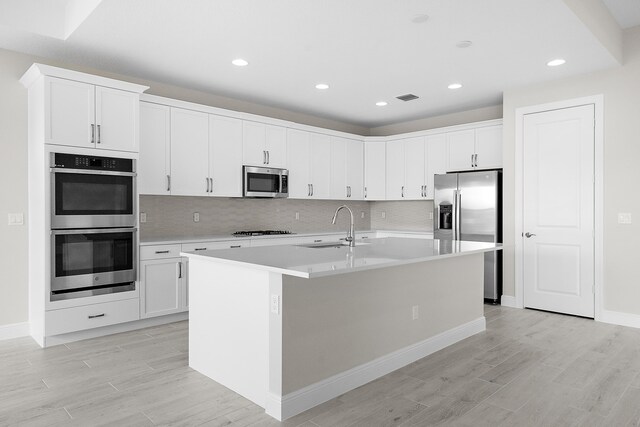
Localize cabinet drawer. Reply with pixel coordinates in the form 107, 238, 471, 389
45, 298, 140, 336
182, 241, 249, 252
140, 244, 182, 260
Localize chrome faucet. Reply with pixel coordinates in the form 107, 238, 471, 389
331, 205, 355, 247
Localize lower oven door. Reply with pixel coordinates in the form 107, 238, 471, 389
51, 228, 137, 295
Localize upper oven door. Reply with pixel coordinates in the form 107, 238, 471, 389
51, 228, 137, 292
51, 169, 136, 228
243, 166, 288, 198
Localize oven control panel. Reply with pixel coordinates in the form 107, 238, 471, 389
52, 153, 134, 172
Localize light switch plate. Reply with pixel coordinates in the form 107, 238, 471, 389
140, 212, 147, 223
8, 213, 24, 226
270, 295, 280, 314
618, 213, 632, 224
381, 212, 386, 219
428, 212, 433, 220
295, 212, 299, 220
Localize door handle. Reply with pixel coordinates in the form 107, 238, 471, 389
311, 184, 314, 196
266, 151, 270, 164
167, 175, 171, 192
525, 232, 537, 238
401, 186, 404, 198
97, 124, 101, 144
471, 154, 474, 168
474, 153, 478, 167
263, 151, 267, 164
91, 124, 95, 144
206, 177, 210, 193
209, 178, 213, 194
178, 262, 183, 279
364, 187, 367, 198
308, 184, 311, 197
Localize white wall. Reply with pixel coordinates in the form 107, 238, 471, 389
502, 26, 640, 316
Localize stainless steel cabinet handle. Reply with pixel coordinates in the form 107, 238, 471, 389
155, 250, 170, 254
97, 124, 101, 144
230, 245, 241, 248
364, 187, 367, 198
525, 232, 537, 238
167, 175, 171, 192
311, 184, 314, 196
263, 151, 267, 164
308, 184, 311, 196
401, 186, 404, 198
471, 154, 474, 168
209, 178, 213, 194
314, 239, 322, 243
91, 124, 95, 144
178, 262, 183, 278
266, 151, 270, 164
194, 248, 207, 251
88, 313, 105, 319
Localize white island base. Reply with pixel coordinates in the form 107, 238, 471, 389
186, 238, 494, 421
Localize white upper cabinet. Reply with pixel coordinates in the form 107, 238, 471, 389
309, 133, 331, 199
475, 125, 503, 169
364, 141, 386, 200
330, 137, 364, 200
44, 77, 139, 152
286, 129, 312, 198
139, 102, 170, 195
243, 121, 287, 168
170, 108, 210, 196
386, 141, 405, 200
425, 134, 447, 199
447, 125, 502, 171
210, 115, 243, 197
403, 137, 426, 200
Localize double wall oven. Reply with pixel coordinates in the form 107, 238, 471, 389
50, 153, 137, 301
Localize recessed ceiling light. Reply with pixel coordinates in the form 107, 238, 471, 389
456, 40, 473, 48
315, 83, 329, 90
448, 83, 463, 90
376, 101, 388, 107
232, 58, 248, 67
547, 58, 566, 67
412, 14, 430, 24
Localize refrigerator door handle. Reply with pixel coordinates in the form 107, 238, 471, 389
456, 190, 462, 240
452, 190, 457, 240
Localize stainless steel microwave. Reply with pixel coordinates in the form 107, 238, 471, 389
243, 166, 288, 198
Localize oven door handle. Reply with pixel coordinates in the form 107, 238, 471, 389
51, 228, 138, 235
50, 168, 136, 177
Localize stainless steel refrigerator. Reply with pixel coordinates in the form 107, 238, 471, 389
434, 170, 502, 303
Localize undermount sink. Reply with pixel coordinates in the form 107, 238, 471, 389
297, 241, 371, 249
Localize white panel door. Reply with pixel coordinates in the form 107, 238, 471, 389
265, 125, 287, 168
523, 105, 594, 318
242, 121, 266, 167
95, 86, 139, 152
425, 134, 447, 199
345, 139, 364, 200
286, 129, 311, 198
139, 102, 171, 195
310, 133, 331, 199
476, 125, 503, 169
210, 115, 243, 197
364, 142, 386, 200
386, 141, 405, 200
44, 77, 95, 148
330, 137, 347, 199
403, 137, 426, 200
170, 108, 209, 196
447, 129, 476, 171
140, 258, 184, 319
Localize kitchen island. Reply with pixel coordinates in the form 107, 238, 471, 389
182, 237, 502, 420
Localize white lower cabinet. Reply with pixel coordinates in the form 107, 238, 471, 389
140, 258, 187, 319
45, 299, 140, 336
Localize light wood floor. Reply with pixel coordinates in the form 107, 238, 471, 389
2, 305, 640, 426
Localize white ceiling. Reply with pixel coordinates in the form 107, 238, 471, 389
0, 0, 629, 127
603, 0, 640, 29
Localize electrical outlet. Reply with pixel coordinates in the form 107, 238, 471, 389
412, 305, 419, 320
618, 213, 632, 224
193, 212, 200, 223
295, 212, 299, 220
361, 211, 365, 219
7, 213, 23, 226
270, 294, 280, 314
381, 212, 386, 219
140, 212, 147, 223
428, 212, 433, 220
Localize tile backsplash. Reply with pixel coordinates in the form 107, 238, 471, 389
140, 196, 371, 239
370, 200, 434, 232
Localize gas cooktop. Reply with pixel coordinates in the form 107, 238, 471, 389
232, 230, 293, 237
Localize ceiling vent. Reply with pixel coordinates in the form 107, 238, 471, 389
396, 93, 419, 102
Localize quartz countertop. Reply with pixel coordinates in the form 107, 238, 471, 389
181, 237, 501, 279
140, 230, 433, 246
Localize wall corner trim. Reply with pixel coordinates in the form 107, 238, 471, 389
0, 322, 30, 341
270, 316, 486, 421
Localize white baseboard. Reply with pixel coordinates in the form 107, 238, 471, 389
267, 316, 486, 421
599, 309, 640, 329
0, 322, 30, 341
500, 295, 520, 308
43, 312, 189, 347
